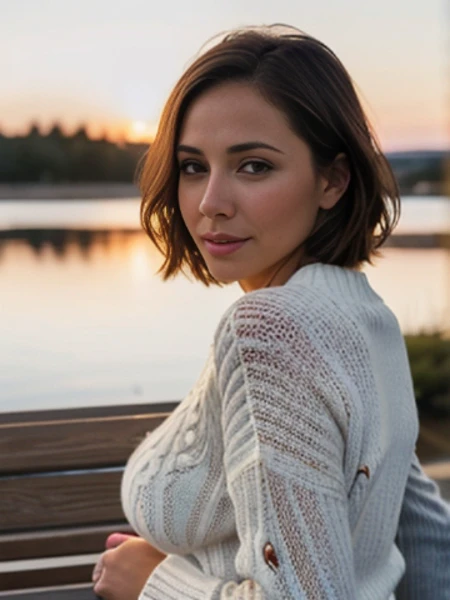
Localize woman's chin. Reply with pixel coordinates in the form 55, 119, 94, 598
204, 260, 264, 290
210, 272, 239, 285
204, 264, 241, 285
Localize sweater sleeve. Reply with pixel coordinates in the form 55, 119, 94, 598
395, 454, 450, 599
212, 296, 356, 598
139, 294, 356, 599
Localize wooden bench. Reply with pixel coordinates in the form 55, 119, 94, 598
0, 401, 178, 599
1, 402, 449, 599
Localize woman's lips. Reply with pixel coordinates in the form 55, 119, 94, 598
202, 238, 249, 256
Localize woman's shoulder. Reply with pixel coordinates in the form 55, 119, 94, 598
213, 263, 400, 370
217, 264, 375, 338
214, 283, 313, 343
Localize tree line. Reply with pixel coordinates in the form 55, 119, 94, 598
0, 124, 147, 183
0, 123, 447, 194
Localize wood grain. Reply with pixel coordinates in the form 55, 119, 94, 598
0, 523, 134, 562
0, 565, 95, 592
0, 402, 178, 424
0, 470, 125, 531
0, 583, 96, 600
0, 403, 179, 594
0, 413, 169, 475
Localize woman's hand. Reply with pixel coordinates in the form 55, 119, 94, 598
92, 536, 166, 600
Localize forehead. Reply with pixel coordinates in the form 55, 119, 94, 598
178, 81, 294, 145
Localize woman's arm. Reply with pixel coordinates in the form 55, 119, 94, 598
395, 454, 450, 599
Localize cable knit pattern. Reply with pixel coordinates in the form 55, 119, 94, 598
121, 263, 450, 599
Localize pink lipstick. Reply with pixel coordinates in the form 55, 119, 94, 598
203, 239, 249, 256
201, 233, 250, 257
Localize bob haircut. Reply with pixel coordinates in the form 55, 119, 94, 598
139, 25, 400, 285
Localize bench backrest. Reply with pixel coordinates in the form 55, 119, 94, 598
0, 402, 177, 596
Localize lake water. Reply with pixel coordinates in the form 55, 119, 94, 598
1, 196, 449, 413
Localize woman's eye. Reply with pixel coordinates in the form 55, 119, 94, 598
240, 161, 272, 174
179, 161, 205, 175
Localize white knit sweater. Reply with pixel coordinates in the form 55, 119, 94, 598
121, 263, 450, 599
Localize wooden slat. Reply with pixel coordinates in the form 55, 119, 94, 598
0, 470, 124, 531
0, 413, 168, 474
0, 564, 94, 592
0, 523, 134, 562
0, 401, 178, 424
0, 583, 96, 600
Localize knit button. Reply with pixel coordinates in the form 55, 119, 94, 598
263, 542, 279, 571
357, 465, 370, 479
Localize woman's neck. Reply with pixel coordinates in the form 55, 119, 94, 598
239, 249, 315, 292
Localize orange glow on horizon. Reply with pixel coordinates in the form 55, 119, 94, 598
0, 120, 156, 145
2, 116, 447, 152
127, 120, 156, 143
88, 120, 156, 144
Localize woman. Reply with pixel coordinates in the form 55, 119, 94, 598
93, 26, 450, 599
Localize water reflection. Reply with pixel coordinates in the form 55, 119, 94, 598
0, 228, 449, 414
1, 227, 449, 334
0, 228, 138, 260
0, 232, 241, 412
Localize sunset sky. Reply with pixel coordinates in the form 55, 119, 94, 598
1, 0, 448, 151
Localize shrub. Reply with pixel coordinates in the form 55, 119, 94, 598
405, 332, 450, 416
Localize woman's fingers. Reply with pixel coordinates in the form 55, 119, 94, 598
92, 540, 164, 600
105, 532, 135, 549
92, 553, 104, 583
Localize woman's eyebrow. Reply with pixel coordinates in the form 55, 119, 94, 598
177, 144, 203, 155
227, 142, 284, 154
176, 142, 284, 155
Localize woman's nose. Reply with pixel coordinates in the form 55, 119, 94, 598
199, 173, 235, 219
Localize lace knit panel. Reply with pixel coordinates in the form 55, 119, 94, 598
215, 291, 358, 598
217, 287, 362, 482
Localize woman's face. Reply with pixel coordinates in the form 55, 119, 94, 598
177, 81, 340, 291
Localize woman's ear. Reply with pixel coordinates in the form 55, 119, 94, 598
319, 153, 351, 210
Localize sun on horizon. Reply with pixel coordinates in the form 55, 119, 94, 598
127, 120, 156, 143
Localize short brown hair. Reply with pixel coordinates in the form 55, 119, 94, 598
139, 25, 400, 285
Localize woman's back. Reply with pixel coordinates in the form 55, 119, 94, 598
122, 263, 420, 599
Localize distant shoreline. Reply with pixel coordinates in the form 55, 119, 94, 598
0, 182, 448, 201
0, 183, 140, 200
0, 227, 448, 249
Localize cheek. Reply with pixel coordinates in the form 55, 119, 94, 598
254, 185, 319, 237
